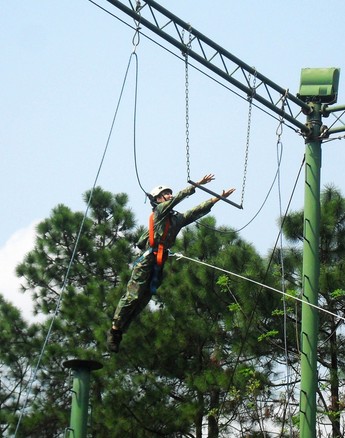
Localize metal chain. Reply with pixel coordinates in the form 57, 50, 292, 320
183, 27, 192, 182
240, 70, 256, 207
132, 1, 141, 52
276, 90, 288, 144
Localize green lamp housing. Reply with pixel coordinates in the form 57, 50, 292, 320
297, 67, 340, 104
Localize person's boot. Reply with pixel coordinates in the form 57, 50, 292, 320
107, 328, 122, 353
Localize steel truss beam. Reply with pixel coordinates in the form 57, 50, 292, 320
105, 0, 311, 134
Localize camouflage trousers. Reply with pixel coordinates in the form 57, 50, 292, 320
112, 252, 163, 332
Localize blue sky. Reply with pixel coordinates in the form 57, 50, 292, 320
2, 0, 345, 319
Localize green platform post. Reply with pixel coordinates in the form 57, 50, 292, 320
299, 102, 321, 438
63, 359, 103, 438
297, 67, 339, 438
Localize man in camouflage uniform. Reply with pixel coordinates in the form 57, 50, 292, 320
107, 174, 235, 352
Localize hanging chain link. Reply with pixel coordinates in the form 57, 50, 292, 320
183, 27, 192, 182
276, 90, 288, 146
132, 1, 141, 52
240, 70, 256, 207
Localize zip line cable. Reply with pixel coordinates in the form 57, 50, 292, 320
14, 45, 138, 438
169, 251, 345, 322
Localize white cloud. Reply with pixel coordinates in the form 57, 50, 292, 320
0, 221, 40, 322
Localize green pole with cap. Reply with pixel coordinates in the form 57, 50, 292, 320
299, 105, 321, 438
298, 68, 340, 438
63, 359, 103, 438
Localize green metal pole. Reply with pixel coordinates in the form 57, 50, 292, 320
63, 359, 103, 438
299, 103, 322, 438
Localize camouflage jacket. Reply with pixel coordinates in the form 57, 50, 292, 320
136, 185, 214, 251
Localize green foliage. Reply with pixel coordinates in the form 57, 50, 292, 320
330, 288, 345, 299
3, 188, 300, 437
0, 296, 42, 436
257, 330, 279, 343
276, 184, 345, 437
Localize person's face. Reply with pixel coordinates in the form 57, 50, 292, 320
156, 190, 173, 203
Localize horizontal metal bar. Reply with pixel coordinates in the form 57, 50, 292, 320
323, 104, 345, 115
188, 180, 243, 209
326, 125, 345, 135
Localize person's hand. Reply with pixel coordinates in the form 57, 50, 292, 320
197, 174, 215, 185
221, 188, 236, 198
212, 188, 236, 203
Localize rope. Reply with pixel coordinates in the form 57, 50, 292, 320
130, 7, 149, 198
234, 148, 283, 233
14, 42, 139, 438
170, 251, 345, 322
275, 93, 294, 434
132, 52, 147, 195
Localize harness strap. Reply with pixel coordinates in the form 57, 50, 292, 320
149, 212, 155, 248
149, 212, 170, 266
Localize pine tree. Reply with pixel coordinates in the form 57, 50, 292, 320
0, 296, 41, 436
9, 188, 284, 437
12, 187, 137, 436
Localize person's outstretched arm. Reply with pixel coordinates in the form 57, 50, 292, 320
156, 173, 216, 216
181, 186, 236, 226
210, 188, 236, 204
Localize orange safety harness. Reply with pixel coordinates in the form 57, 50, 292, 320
149, 212, 170, 266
